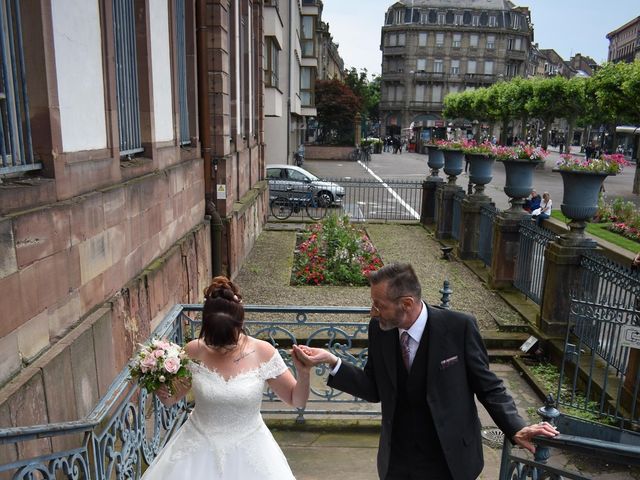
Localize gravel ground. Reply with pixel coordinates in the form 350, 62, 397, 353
234, 223, 524, 331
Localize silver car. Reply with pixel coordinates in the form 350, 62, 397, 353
266, 164, 345, 206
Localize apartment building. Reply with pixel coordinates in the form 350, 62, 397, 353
607, 16, 640, 63
264, 0, 319, 165
379, 0, 533, 137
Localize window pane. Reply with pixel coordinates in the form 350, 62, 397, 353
418, 32, 427, 46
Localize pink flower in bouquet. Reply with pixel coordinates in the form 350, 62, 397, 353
164, 356, 181, 374
130, 338, 192, 393
140, 355, 157, 373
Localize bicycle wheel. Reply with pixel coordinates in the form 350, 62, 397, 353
306, 199, 328, 220
271, 197, 293, 220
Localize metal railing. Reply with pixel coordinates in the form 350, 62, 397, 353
558, 298, 640, 427
0, 0, 38, 175
269, 177, 423, 222
4, 303, 640, 480
113, 0, 143, 157
450, 189, 464, 241
499, 434, 640, 480
478, 204, 498, 267
175, 0, 190, 145
513, 219, 557, 304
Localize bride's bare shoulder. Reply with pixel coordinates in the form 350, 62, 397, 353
247, 337, 277, 362
185, 339, 202, 359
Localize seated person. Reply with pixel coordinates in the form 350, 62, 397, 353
524, 189, 541, 213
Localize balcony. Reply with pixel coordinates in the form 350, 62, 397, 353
381, 71, 405, 81
414, 71, 445, 82
506, 48, 526, 61
464, 73, 495, 84
379, 100, 406, 110
382, 45, 405, 55
409, 100, 442, 111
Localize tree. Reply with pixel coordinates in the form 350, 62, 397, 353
526, 76, 570, 149
315, 79, 362, 145
343, 68, 380, 134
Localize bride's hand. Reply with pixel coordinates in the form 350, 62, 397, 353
291, 345, 313, 371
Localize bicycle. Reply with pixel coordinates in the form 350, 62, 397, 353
348, 147, 362, 162
270, 185, 328, 220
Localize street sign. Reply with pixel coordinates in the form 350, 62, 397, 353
620, 325, 640, 350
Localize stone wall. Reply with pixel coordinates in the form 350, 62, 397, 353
0, 223, 210, 467
304, 145, 354, 161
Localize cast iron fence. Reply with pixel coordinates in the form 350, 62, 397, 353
513, 219, 558, 304
478, 204, 499, 267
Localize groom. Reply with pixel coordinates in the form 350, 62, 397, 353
295, 263, 557, 480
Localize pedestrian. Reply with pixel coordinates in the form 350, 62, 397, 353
524, 189, 541, 213
294, 263, 558, 480
532, 192, 552, 226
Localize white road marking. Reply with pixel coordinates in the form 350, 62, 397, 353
357, 161, 421, 220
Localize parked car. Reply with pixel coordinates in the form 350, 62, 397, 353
266, 164, 345, 206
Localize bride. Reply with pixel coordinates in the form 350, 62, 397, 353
142, 276, 310, 479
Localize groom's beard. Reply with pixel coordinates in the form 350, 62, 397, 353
374, 305, 406, 331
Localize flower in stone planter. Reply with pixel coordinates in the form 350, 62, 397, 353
513, 143, 548, 161
436, 139, 464, 150
556, 153, 629, 174
461, 140, 495, 156
493, 145, 518, 161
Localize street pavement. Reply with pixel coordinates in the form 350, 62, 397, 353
302, 146, 640, 211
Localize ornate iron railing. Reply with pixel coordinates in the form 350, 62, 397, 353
513, 219, 558, 304
558, 298, 640, 427
3, 304, 640, 479
478, 203, 498, 267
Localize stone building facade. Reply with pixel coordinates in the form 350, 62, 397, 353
379, 0, 533, 137
607, 16, 640, 63
0, 0, 269, 453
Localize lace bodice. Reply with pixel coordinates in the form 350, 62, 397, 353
164, 350, 290, 474
188, 350, 288, 434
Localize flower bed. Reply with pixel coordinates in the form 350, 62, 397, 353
292, 214, 383, 286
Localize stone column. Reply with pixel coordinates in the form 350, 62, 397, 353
458, 194, 493, 260
420, 177, 443, 225
488, 211, 525, 289
538, 239, 598, 336
435, 183, 463, 240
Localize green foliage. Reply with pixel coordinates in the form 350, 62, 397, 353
343, 68, 380, 126
292, 214, 383, 286
528, 362, 617, 425
315, 79, 362, 145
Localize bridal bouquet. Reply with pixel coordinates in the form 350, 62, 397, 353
130, 338, 192, 393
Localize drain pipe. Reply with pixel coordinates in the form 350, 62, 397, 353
196, 0, 222, 276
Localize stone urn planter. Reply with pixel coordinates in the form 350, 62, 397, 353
554, 169, 611, 243
499, 159, 543, 214
426, 145, 445, 178
442, 149, 465, 184
466, 153, 495, 197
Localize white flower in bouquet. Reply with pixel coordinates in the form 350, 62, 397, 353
130, 338, 192, 393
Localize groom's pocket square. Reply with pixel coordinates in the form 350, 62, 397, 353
440, 355, 459, 369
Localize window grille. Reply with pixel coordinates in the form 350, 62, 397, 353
0, 0, 38, 175
113, 0, 143, 157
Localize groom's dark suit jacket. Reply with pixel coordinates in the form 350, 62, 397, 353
328, 304, 526, 480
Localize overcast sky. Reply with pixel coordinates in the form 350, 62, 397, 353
321, 0, 639, 77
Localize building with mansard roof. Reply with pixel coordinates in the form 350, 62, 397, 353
379, 0, 533, 141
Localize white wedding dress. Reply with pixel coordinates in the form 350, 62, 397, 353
142, 351, 296, 479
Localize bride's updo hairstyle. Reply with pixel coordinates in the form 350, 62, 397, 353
200, 276, 244, 348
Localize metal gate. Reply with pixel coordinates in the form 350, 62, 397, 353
269, 177, 423, 222
557, 252, 640, 428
